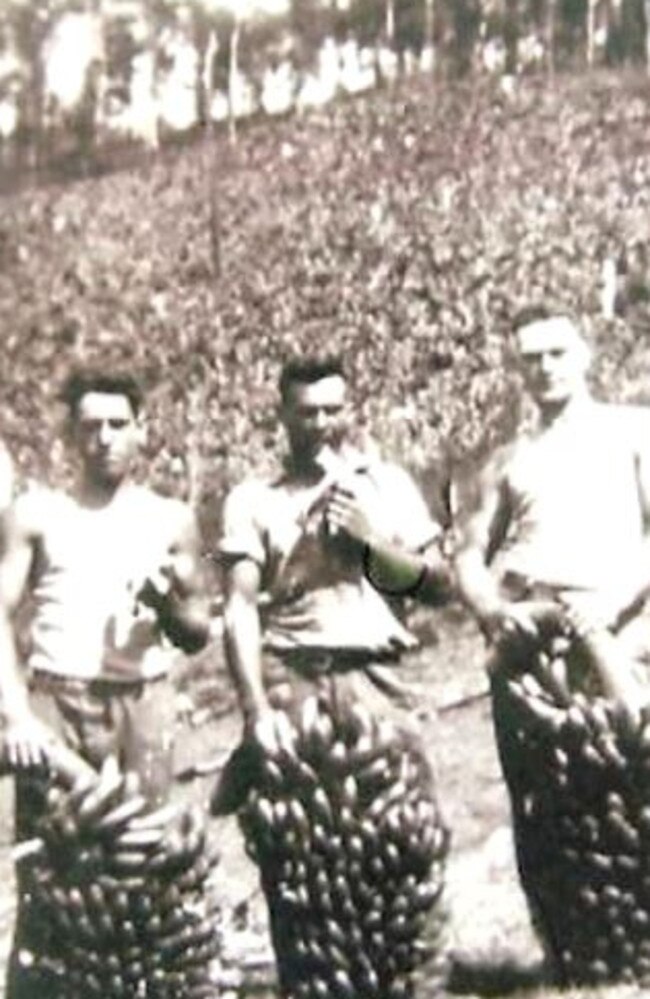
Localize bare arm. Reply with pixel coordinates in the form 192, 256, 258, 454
0, 499, 53, 765
361, 535, 453, 603
454, 454, 511, 621
454, 447, 548, 641
326, 465, 453, 603
222, 558, 269, 733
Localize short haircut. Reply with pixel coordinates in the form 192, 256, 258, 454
512, 303, 578, 333
279, 355, 346, 404
60, 368, 144, 419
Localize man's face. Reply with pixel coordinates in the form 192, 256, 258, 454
72, 391, 142, 485
517, 317, 590, 408
281, 375, 349, 463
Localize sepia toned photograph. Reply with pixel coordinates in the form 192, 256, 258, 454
1, 2, 650, 998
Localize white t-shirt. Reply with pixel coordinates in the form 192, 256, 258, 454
23, 484, 186, 681
493, 401, 650, 593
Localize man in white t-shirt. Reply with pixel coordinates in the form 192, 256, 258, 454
0, 367, 210, 999
454, 308, 650, 984
455, 307, 650, 669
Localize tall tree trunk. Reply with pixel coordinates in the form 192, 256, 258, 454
140, 0, 159, 150
423, 0, 435, 70
187, 383, 207, 510
385, 0, 395, 46
504, 0, 519, 74
546, 0, 557, 74
29, 48, 45, 172
228, 17, 241, 144
193, 15, 209, 128
644, 0, 650, 72
203, 30, 222, 279
586, 0, 598, 66
16, 7, 48, 173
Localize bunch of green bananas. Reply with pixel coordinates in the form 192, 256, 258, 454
17, 759, 220, 999
495, 655, 650, 987
238, 696, 449, 999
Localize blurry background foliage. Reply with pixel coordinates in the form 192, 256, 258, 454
0, 1, 649, 548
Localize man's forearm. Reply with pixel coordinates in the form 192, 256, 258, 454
364, 540, 453, 603
0, 610, 31, 722
223, 595, 267, 727
454, 550, 505, 622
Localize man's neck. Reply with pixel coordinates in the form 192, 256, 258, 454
284, 453, 329, 483
538, 389, 593, 428
286, 443, 357, 482
77, 476, 132, 510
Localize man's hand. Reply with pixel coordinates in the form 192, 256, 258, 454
137, 544, 196, 610
134, 539, 209, 654
479, 599, 562, 646
3, 710, 54, 769
559, 583, 643, 638
247, 706, 297, 760
325, 478, 390, 547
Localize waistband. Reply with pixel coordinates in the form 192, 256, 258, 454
29, 669, 168, 696
268, 646, 401, 677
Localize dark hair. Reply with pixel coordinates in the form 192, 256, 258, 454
279, 355, 346, 404
512, 303, 578, 333
60, 368, 144, 419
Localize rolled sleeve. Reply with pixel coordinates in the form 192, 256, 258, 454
374, 464, 442, 552
219, 481, 266, 567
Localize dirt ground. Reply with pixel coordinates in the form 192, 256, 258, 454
0, 608, 544, 997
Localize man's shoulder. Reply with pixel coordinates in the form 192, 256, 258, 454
601, 399, 650, 424
127, 485, 194, 530
12, 483, 69, 537
365, 455, 423, 494
224, 475, 281, 508
590, 400, 650, 444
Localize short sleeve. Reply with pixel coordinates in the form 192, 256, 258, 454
371, 463, 441, 552
622, 404, 650, 451
219, 480, 267, 567
0, 442, 14, 512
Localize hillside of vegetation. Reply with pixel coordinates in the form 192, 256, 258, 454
4, 70, 650, 999
2, 69, 650, 538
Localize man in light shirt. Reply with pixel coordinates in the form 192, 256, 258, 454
219, 354, 451, 739
455, 306, 650, 660
0, 367, 209, 999
218, 353, 453, 996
